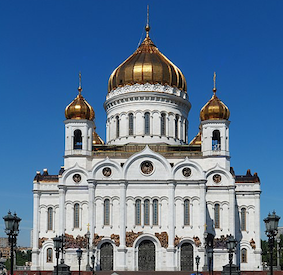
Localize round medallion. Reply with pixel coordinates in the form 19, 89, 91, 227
182, 167, 191, 177
213, 174, 222, 183
73, 174, 81, 183
102, 167, 112, 177
140, 161, 154, 175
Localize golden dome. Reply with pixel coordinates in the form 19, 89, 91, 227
108, 26, 187, 92
200, 88, 230, 121
65, 75, 95, 120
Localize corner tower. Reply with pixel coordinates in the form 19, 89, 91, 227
104, 23, 191, 145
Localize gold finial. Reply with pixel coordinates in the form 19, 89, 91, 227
87, 223, 90, 231
78, 72, 82, 94
145, 5, 150, 37
213, 71, 217, 94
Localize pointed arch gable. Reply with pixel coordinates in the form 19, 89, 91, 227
91, 158, 122, 179
61, 163, 88, 184
206, 164, 235, 186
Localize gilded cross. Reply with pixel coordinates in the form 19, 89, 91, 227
78, 72, 82, 94
213, 72, 216, 90
87, 223, 90, 231
204, 223, 207, 231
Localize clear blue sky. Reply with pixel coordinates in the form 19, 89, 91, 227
0, 0, 282, 247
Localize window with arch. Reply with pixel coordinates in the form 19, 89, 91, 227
46, 248, 53, 263
116, 116, 120, 138
185, 119, 188, 143
175, 115, 179, 139
144, 199, 150, 225
241, 208, 247, 231
212, 130, 221, 151
241, 248, 247, 263
74, 129, 82, 149
47, 207, 53, 231
184, 199, 190, 225
160, 113, 166, 136
74, 203, 80, 228
214, 203, 220, 228
144, 112, 150, 135
135, 199, 141, 225
153, 199, 158, 225
129, 113, 134, 136
104, 199, 110, 226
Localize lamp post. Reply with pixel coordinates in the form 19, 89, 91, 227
195, 255, 200, 275
264, 211, 281, 275
85, 230, 91, 271
91, 254, 95, 275
226, 234, 237, 275
60, 234, 65, 264
3, 211, 21, 275
53, 235, 62, 275
207, 247, 214, 275
76, 248, 83, 275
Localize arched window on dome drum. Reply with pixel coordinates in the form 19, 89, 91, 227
116, 116, 120, 138
144, 199, 150, 225
212, 130, 221, 151
184, 199, 190, 225
129, 113, 134, 136
185, 119, 188, 143
153, 199, 158, 225
46, 248, 53, 263
241, 248, 247, 263
135, 199, 141, 225
74, 203, 80, 228
144, 112, 150, 135
160, 113, 166, 136
47, 207, 53, 231
74, 129, 82, 149
175, 115, 179, 139
104, 199, 110, 226
214, 203, 220, 229
241, 208, 247, 231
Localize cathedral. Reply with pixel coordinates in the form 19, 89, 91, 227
31, 22, 262, 272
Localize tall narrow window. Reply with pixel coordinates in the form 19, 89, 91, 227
104, 199, 110, 226
241, 248, 247, 263
144, 112, 150, 135
47, 248, 53, 263
129, 113, 134, 136
175, 115, 179, 139
161, 113, 166, 136
47, 207, 53, 231
74, 203, 80, 228
135, 199, 141, 225
184, 199, 190, 225
74, 129, 82, 149
212, 130, 221, 151
153, 199, 158, 225
185, 120, 188, 143
214, 203, 220, 228
144, 199, 150, 225
116, 116, 120, 138
241, 208, 247, 231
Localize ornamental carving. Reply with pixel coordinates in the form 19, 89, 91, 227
155, 232, 168, 248
214, 235, 228, 249
103, 167, 112, 177
141, 161, 154, 175
182, 167, 191, 177
111, 234, 120, 247
126, 231, 142, 247
213, 174, 222, 183
73, 174, 81, 183
174, 235, 181, 247
193, 236, 201, 247
250, 238, 256, 249
93, 233, 104, 246
64, 234, 88, 248
38, 237, 48, 248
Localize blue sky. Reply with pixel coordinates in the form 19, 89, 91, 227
1, 0, 283, 247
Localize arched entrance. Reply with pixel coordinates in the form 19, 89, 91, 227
100, 242, 113, 270
138, 240, 155, 270
180, 243, 193, 271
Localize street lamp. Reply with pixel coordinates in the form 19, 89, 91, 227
76, 248, 83, 275
91, 254, 95, 275
195, 255, 200, 275
85, 230, 91, 271
3, 211, 21, 275
226, 234, 237, 275
53, 235, 62, 275
264, 211, 281, 275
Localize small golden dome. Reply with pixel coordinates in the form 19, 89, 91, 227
65, 74, 95, 120
108, 26, 187, 93
200, 88, 230, 121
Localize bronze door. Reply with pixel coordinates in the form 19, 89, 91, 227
100, 242, 113, 270
138, 240, 155, 270
181, 243, 193, 271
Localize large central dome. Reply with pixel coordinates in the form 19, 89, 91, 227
108, 27, 187, 93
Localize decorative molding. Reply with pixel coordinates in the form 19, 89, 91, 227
214, 235, 229, 249
65, 233, 88, 248
155, 232, 168, 248
193, 236, 201, 247
93, 233, 104, 246
126, 231, 142, 247
174, 235, 181, 246
250, 238, 256, 249
38, 237, 48, 249
110, 234, 120, 246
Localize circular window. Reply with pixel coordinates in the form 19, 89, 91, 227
182, 167, 192, 177
140, 161, 154, 175
73, 174, 81, 183
213, 174, 222, 183
102, 167, 112, 177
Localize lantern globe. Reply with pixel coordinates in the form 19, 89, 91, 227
76, 248, 83, 259
196, 255, 200, 265
53, 235, 61, 250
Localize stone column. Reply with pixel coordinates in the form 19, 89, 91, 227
228, 184, 236, 264
59, 186, 66, 235
199, 182, 206, 240
87, 179, 96, 246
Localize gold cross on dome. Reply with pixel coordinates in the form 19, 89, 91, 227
213, 72, 216, 90
87, 223, 90, 231
204, 223, 207, 230
78, 72, 82, 94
